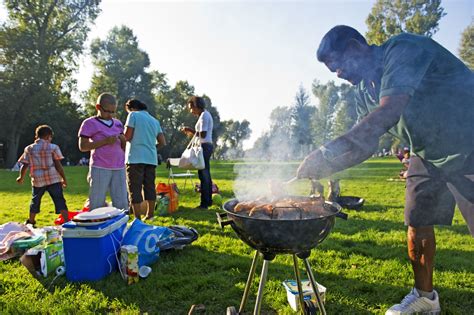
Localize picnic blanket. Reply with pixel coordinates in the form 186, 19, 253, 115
0, 222, 34, 260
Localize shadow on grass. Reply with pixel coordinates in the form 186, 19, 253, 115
170, 207, 472, 269
37, 249, 291, 314
334, 216, 405, 234
172, 208, 473, 275
299, 269, 474, 314
16, 199, 470, 314
351, 204, 401, 213
326, 217, 472, 266
23, 199, 471, 313
318, 235, 473, 273
335, 210, 471, 236
36, 245, 473, 314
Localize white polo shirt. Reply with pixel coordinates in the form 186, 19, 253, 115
195, 110, 213, 144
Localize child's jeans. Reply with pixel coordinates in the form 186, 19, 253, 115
30, 182, 67, 214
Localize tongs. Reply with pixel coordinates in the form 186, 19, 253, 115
280, 177, 348, 220
284, 177, 324, 197
284, 176, 299, 185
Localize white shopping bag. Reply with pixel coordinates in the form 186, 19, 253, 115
178, 135, 205, 170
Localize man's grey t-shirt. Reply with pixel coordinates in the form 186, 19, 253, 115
356, 33, 474, 172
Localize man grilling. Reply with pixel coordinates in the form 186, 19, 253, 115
296, 25, 474, 314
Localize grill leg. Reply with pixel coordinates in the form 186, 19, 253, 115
302, 258, 326, 315
253, 259, 270, 315
292, 254, 307, 315
238, 251, 259, 313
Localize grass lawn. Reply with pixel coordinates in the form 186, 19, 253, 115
0, 158, 472, 314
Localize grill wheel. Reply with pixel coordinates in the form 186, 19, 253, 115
226, 306, 238, 315
304, 300, 318, 314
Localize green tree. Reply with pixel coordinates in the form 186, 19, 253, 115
269, 106, 293, 134
459, 22, 474, 70
154, 80, 196, 159
153, 78, 222, 159
290, 85, 316, 158
18, 100, 84, 165
0, 0, 101, 167
246, 131, 271, 160
255, 106, 294, 160
331, 84, 357, 138
311, 81, 358, 147
366, 0, 445, 45
215, 119, 251, 159
311, 80, 339, 145
85, 25, 155, 118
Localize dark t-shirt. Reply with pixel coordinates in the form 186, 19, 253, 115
356, 33, 474, 172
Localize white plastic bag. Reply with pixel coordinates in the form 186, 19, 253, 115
178, 135, 205, 170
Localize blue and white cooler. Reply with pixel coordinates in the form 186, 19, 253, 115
62, 207, 129, 282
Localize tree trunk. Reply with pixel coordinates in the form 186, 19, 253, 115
5, 132, 21, 169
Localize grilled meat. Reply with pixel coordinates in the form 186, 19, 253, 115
234, 196, 326, 219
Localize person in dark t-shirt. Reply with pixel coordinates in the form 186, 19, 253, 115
296, 25, 474, 314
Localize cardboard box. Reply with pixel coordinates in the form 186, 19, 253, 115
22, 242, 65, 277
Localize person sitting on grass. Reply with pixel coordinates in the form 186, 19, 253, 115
16, 125, 69, 227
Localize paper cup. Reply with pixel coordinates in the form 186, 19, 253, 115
139, 266, 152, 278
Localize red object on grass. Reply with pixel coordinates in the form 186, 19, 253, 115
54, 206, 89, 225
194, 182, 220, 194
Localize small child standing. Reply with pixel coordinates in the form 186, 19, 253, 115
78, 93, 128, 211
399, 147, 411, 179
16, 125, 69, 226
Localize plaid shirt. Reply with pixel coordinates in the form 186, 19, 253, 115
19, 139, 64, 187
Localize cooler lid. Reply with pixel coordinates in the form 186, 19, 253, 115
73, 206, 122, 222
63, 214, 129, 238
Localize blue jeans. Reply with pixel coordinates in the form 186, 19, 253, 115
198, 143, 213, 207
30, 182, 67, 214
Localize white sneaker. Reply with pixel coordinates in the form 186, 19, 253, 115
385, 288, 441, 315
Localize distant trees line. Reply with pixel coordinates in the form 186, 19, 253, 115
0, 1, 251, 167
0, 0, 472, 167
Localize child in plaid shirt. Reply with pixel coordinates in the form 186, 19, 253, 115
16, 125, 69, 227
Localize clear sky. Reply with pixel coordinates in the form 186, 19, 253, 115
3, 1, 472, 148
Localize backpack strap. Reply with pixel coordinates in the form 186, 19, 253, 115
160, 225, 199, 250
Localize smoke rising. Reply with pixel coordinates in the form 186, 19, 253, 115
232, 132, 302, 201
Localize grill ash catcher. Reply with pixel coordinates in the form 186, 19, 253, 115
216, 180, 348, 315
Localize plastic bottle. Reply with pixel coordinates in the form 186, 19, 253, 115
158, 195, 169, 215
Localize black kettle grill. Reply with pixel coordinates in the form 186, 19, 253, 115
217, 197, 347, 315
